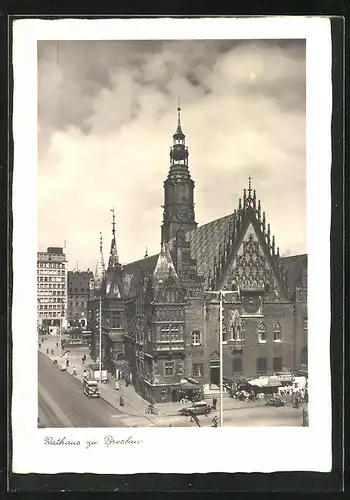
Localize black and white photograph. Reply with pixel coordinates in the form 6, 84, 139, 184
12, 17, 331, 474
37, 38, 308, 429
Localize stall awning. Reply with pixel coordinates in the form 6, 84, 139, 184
248, 376, 282, 388
180, 378, 201, 390
294, 367, 308, 377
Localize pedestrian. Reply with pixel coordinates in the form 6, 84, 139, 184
66, 359, 69, 367
115, 380, 120, 391
125, 378, 130, 387
212, 416, 219, 427
39, 343, 41, 349
46, 348, 49, 354
56, 341, 58, 348
72, 366, 77, 375
51, 349, 54, 355
212, 397, 217, 410
83, 369, 87, 378
119, 395, 124, 407
193, 414, 201, 427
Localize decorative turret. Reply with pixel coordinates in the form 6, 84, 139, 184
108, 207, 120, 270
162, 102, 197, 242
144, 247, 148, 259
95, 232, 106, 289
153, 241, 178, 285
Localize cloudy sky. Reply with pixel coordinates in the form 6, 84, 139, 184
38, 39, 306, 272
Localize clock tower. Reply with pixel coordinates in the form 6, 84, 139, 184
161, 104, 197, 243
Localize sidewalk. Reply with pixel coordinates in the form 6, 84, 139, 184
38, 337, 180, 423
39, 336, 288, 421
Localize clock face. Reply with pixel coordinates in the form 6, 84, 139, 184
242, 295, 261, 315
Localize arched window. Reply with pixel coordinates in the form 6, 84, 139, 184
273, 322, 282, 342
257, 322, 266, 343
301, 347, 308, 367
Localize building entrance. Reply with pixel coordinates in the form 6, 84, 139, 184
210, 365, 220, 386
210, 351, 220, 387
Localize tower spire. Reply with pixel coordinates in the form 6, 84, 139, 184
248, 174, 252, 198
162, 102, 197, 243
95, 232, 106, 286
108, 207, 119, 269
111, 206, 116, 239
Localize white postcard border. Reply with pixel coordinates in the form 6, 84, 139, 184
12, 17, 332, 474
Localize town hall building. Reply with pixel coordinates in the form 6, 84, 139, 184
88, 106, 308, 403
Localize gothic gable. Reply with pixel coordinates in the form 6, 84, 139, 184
219, 218, 283, 301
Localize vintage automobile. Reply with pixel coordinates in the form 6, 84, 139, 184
178, 401, 212, 416
83, 379, 101, 398
266, 396, 286, 407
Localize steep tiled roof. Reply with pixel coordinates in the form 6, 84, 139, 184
182, 214, 234, 286
121, 216, 306, 297
280, 254, 308, 296
122, 254, 159, 297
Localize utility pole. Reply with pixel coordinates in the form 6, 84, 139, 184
206, 290, 236, 428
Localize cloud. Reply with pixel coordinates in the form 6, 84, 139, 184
38, 39, 306, 271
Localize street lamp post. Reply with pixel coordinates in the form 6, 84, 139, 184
99, 295, 102, 384
206, 289, 236, 428
59, 314, 62, 359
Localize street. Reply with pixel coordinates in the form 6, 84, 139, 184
38, 351, 124, 427
38, 342, 303, 428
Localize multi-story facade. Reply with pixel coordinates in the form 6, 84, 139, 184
37, 247, 67, 334
88, 105, 308, 402
67, 270, 93, 329
88, 213, 126, 376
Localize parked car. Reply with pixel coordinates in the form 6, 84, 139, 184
83, 379, 100, 398
266, 396, 286, 407
179, 401, 212, 416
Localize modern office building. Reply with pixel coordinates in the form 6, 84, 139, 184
37, 247, 67, 334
